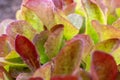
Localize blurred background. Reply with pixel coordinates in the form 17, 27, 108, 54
0, 0, 22, 22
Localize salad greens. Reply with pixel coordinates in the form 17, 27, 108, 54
1, 0, 120, 80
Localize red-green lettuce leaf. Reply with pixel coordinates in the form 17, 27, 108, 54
73, 34, 94, 71
111, 47, 120, 65
52, 0, 76, 15
0, 66, 13, 80
63, 1, 76, 15
33, 30, 50, 64
6, 20, 36, 48
95, 38, 120, 53
16, 73, 32, 80
52, 35, 82, 76
15, 35, 40, 71
92, 20, 120, 41
73, 68, 91, 80
24, 0, 79, 40
24, 0, 56, 30
9, 66, 30, 78
32, 62, 52, 80
112, 18, 120, 29
91, 51, 118, 80
0, 19, 14, 35
16, 6, 43, 32
44, 24, 64, 59
81, 0, 106, 43
0, 34, 11, 57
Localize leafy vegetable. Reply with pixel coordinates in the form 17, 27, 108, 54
81, 0, 106, 43
6, 20, 36, 47
52, 35, 82, 76
1, 0, 120, 80
91, 51, 118, 80
44, 24, 64, 59
15, 35, 40, 71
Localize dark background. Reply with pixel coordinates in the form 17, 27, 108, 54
0, 0, 22, 22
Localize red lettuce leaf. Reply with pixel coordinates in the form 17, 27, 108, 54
15, 35, 40, 71
95, 38, 120, 53
29, 77, 43, 80
91, 51, 118, 80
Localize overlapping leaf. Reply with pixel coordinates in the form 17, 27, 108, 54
112, 18, 120, 29
73, 34, 94, 71
33, 30, 50, 64
0, 19, 14, 35
15, 35, 40, 71
81, 0, 106, 43
24, 0, 79, 40
63, 1, 76, 15
6, 20, 36, 47
44, 24, 64, 59
0, 35, 11, 57
51, 75, 79, 80
54, 11, 79, 40
1, 0, 120, 80
111, 47, 120, 65
73, 68, 91, 80
52, 35, 82, 76
52, 0, 63, 9
16, 6, 44, 32
29, 77, 43, 80
52, 0, 76, 15
0, 50, 26, 67
24, 0, 56, 30
0, 66, 13, 80
92, 20, 120, 41
91, 51, 118, 80
16, 73, 32, 80
95, 38, 120, 53
32, 62, 52, 80
9, 66, 30, 78
67, 13, 84, 30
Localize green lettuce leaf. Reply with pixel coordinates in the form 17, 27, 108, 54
81, 0, 106, 43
